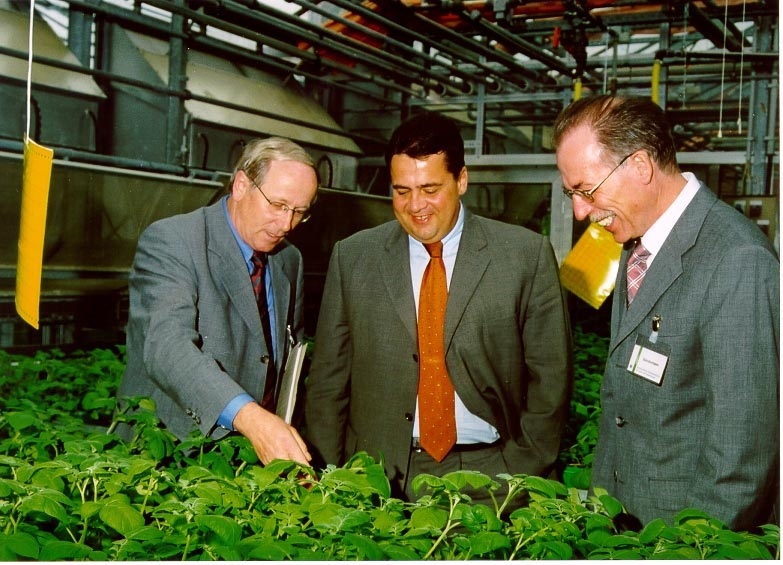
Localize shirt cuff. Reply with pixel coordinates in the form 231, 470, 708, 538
217, 393, 255, 431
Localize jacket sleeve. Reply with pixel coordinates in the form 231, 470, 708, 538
127, 221, 248, 438
304, 241, 352, 465
513, 237, 573, 476
687, 244, 779, 530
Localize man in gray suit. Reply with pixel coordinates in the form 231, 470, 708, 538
553, 95, 779, 531
305, 111, 572, 505
118, 137, 317, 466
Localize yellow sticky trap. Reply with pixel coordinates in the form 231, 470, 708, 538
16, 135, 53, 329
560, 223, 623, 309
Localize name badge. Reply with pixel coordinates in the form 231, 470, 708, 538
626, 318, 670, 385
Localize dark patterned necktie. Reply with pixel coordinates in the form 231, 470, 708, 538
417, 241, 456, 462
626, 239, 651, 305
250, 252, 277, 410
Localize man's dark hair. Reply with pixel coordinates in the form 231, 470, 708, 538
385, 111, 466, 178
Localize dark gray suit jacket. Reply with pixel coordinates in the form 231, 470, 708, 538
304, 208, 572, 492
592, 184, 779, 531
118, 200, 304, 440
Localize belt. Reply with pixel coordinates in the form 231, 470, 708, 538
411, 437, 500, 454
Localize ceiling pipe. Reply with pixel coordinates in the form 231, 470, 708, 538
684, 2, 746, 52
66, 0, 424, 101
138, 0, 429, 97
289, 0, 507, 92
211, 0, 473, 96
313, 0, 512, 84
462, 9, 573, 75
286, 0, 494, 93
324, 0, 552, 88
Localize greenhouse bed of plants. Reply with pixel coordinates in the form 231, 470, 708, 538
0, 329, 778, 560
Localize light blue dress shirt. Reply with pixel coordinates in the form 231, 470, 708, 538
217, 196, 278, 430
409, 204, 500, 444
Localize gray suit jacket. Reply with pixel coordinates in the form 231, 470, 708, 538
592, 183, 779, 531
304, 208, 572, 493
118, 199, 304, 440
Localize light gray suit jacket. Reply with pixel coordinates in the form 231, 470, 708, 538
592, 184, 779, 531
118, 200, 304, 440
304, 209, 572, 493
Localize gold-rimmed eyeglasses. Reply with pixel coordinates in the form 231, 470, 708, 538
246, 173, 311, 223
562, 152, 633, 203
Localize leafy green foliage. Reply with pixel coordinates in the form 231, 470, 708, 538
0, 344, 778, 560
559, 326, 607, 488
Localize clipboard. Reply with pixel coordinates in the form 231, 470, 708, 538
275, 329, 308, 424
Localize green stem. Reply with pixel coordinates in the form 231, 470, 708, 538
423, 495, 459, 560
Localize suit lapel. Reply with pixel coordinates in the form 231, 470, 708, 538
205, 202, 263, 338
381, 225, 417, 343
268, 251, 292, 370
444, 210, 489, 350
610, 184, 716, 353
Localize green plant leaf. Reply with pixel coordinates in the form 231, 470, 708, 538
469, 531, 511, 556
19, 490, 70, 522
4, 531, 40, 559
195, 514, 243, 546
39, 541, 93, 561
638, 517, 667, 544
597, 493, 624, 517
440, 469, 496, 492
6, 411, 38, 431
99, 499, 145, 537
379, 541, 422, 560
245, 539, 297, 560
410, 473, 444, 496
409, 506, 449, 531
343, 532, 386, 560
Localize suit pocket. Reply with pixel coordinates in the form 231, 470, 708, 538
645, 476, 691, 512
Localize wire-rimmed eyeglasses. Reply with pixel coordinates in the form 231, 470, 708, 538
246, 173, 311, 223
562, 153, 633, 203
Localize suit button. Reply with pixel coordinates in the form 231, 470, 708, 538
261, 355, 270, 363
412, 353, 418, 363
405, 413, 413, 421
615, 416, 625, 427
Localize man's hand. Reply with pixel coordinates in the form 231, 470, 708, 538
232, 402, 312, 466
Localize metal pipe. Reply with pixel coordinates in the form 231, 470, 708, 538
285, 0, 493, 92
65, 0, 425, 100
317, 0, 547, 87
462, 9, 573, 76
240, 0, 476, 96
0, 46, 386, 148
153, 0, 468, 97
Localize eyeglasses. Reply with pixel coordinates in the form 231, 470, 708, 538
246, 173, 311, 223
562, 153, 633, 203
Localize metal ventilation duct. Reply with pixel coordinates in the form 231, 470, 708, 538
107, 24, 362, 173
0, 8, 104, 151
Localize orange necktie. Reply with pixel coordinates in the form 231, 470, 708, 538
417, 241, 456, 461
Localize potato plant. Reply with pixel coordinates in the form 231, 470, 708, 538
0, 340, 778, 560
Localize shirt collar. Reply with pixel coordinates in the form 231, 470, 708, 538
640, 172, 700, 259
408, 202, 465, 256
222, 195, 254, 273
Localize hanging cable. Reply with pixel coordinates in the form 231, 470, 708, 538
26, 0, 35, 142
717, 0, 730, 138
681, 4, 689, 109
602, 31, 609, 93
736, 0, 747, 135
